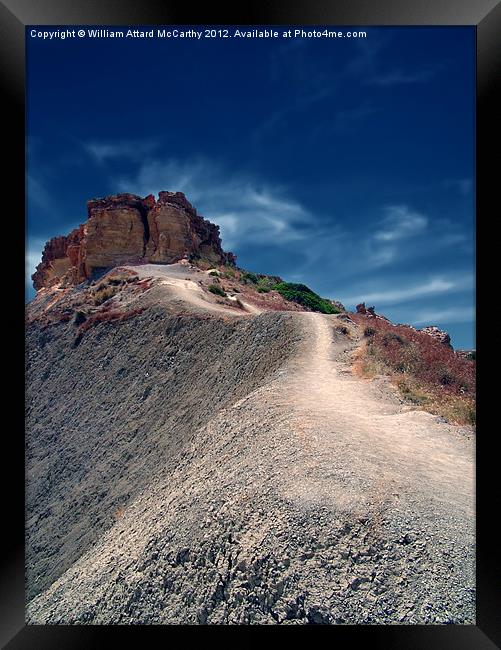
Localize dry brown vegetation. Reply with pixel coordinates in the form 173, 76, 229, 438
92, 285, 118, 306
113, 505, 126, 521
91, 271, 141, 305
351, 314, 475, 425
74, 307, 146, 346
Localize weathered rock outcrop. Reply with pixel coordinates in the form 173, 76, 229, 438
82, 194, 149, 279
145, 192, 228, 264
394, 322, 453, 348
329, 299, 346, 313
419, 326, 452, 348
355, 302, 390, 322
455, 349, 475, 360
356, 304, 452, 345
32, 192, 236, 290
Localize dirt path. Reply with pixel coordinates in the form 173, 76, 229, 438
26, 309, 475, 625
125, 263, 264, 316
277, 313, 474, 522
124, 263, 241, 316
118, 267, 474, 523
123, 266, 474, 523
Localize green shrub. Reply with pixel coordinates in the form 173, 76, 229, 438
256, 277, 274, 292
241, 271, 259, 284
272, 282, 340, 314
208, 270, 220, 277
208, 284, 227, 297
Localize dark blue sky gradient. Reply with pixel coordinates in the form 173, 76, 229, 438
26, 26, 475, 348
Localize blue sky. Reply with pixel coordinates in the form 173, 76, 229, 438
26, 26, 475, 348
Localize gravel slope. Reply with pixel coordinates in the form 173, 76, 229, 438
26, 306, 475, 624
26, 308, 301, 602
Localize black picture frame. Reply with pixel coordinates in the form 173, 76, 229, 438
2, 0, 499, 646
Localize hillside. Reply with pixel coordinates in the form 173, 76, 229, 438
25, 193, 475, 625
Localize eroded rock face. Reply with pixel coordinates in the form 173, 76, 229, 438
83, 194, 148, 277
394, 323, 453, 349
455, 349, 475, 360
145, 192, 228, 265
32, 228, 84, 291
330, 299, 346, 313
355, 302, 389, 322
32, 192, 236, 290
419, 326, 452, 348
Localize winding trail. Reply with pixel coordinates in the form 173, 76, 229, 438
125, 264, 474, 525
26, 272, 476, 624
278, 313, 474, 521
121, 264, 474, 537
126, 263, 264, 315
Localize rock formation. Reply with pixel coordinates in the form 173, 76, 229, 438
455, 349, 476, 360
357, 304, 453, 346
329, 299, 346, 313
32, 192, 236, 290
355, 302, 390, 322
419, 326, 452, 348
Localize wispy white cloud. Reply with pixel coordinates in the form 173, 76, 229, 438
115, 158, 468, 289
340, 275, 471, 307
364, 246, 397, 269
440, 232, 469, 246
374, 205, 428, 242
345, 34, 389, 78
346, 36, 446, 88
352, 205, 430, 272
252, 86, 332, 142
443, 178, 473, 195
309, 105, 381, 141
84, 139, 161, 164
365, 66, 443, 86
411, 306, 475, 326
27, 174, 52, 212
255, 33, 443, 145
114, 157, 318, 250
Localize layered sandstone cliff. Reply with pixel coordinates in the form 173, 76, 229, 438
32, 192, 236, 290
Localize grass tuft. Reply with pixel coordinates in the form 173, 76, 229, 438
208, 284, 227, 297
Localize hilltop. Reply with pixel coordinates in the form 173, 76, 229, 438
26, 192, 475, 625
32, 191, 236, 290
30, 191, 475, 426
